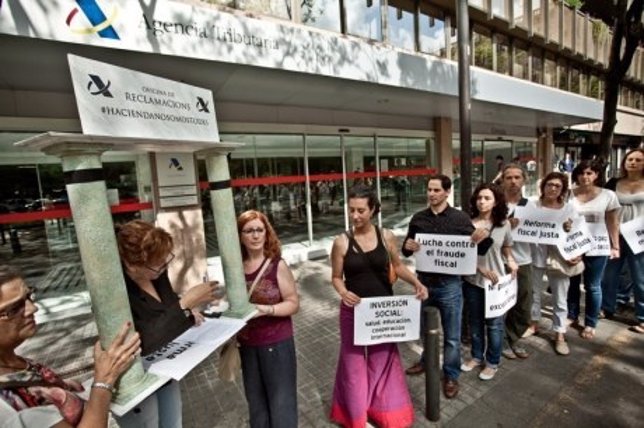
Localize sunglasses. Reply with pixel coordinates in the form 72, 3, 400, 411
144, 253, 175, 274
0, 288, 36, 320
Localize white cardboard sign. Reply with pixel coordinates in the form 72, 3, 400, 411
511, 204, 568, 245
142, 316, 245, 380
353, 296, 420, 346
585, 222, 611, 257
556, 217, 595, 260
68, 54, 219, 141
484, 274, 518, 318
414, 233, 477, 275
621, 217, 644, 255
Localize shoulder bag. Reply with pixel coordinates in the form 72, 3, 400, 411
218, 258, 271, 382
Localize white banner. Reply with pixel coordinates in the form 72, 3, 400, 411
142, 316, 245, 380
556, 217, 594, 260
484, 274, 518, 318
585, 222, 611, 257
414, 234, 477, 275
68, 54, 219, 141
511, 204, 568, 245
621, 217, 644, 255
353, 296, 420, 346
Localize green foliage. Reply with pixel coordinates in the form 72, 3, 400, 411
591, 19, 609, 44
563, 0, 584, 9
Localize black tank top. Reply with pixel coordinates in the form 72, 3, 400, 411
343, 228, 393, 298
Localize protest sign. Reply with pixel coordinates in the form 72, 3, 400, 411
621, 217, 644, 255
484, 274, 517, 318
414, 234, 477, 275
511, 204, 568, 245
142, 316, 246, 380
556, 217, 594, 260
354, 296, 420, 346
585, 222, 611, 257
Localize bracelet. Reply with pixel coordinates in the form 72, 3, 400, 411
92, 382, 115, 394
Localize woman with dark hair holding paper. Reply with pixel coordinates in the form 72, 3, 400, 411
567, 160, 620, 339
461, 184, 518, 381
237, 210, 299, 428
526, 172, 579, 355
329, 185, 427, 428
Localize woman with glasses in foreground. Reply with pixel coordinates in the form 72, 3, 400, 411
236, 210, 300, 428
0, 265, 140, 427
116, 220, 220, 428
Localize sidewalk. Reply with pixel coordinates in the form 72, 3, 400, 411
16, 258, 644, 427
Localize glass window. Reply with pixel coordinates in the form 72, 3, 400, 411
473, 27, 493, 70
589, 74, 601, 99
452, 139, 484, 207
513, 0, 527, 28
558, 59, 569, 90
570, 66, 580, 93
513, 41, 529, 80
513, 141, 539, 198
345, 0, 382, 41
531, 47, 543, 83
301, 0, 341, 32
547, 0, 560, 44
449, 18, 458, 60
387, 0, 415, 51
532, 0, 545, 37
307, 135, 345, 241
419, 5, 446, 57
235, 0, 291, 20
377, 137, 434, 228
544, 53, 557, 87
495, 33, 510, 75
492, 0, 509, 20
562, 6, 574, 50
468, 0, 487, 10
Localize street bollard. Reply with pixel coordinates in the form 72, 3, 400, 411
424, 306, 441, 422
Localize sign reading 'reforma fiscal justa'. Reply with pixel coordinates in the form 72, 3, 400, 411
67, 54, 219, 142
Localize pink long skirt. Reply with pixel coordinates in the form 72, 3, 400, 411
330, 303, 414, 428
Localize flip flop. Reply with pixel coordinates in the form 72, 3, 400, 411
580, 327, 595, 340
629, 324, 644, 334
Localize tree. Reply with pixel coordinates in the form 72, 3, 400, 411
593, 0, 643, 162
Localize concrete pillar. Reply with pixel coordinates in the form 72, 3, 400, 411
203, 151, 254, 318
434, 117, 453, 176
537, 127, 554, 178
45, 142, 158, 404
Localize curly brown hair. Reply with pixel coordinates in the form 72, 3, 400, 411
116, 220, 173, 267
470, 183, 508, 227
237, 210, 281, 261
539, 171, 569, 204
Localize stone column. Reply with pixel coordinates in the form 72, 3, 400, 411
203, 151, 254, 318
45, 142, 158, 404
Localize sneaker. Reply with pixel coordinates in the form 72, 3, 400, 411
502, 348, 517, 360
460, 359, 481, 372
511, 345, 529, 359
555, 340, 570, 356
479, 366, 498, 381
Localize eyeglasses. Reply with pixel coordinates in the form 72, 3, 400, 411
545, 182, 563, 189
241, 227, 265, 236
145, 253, 175, 274
0, 288, 36, 320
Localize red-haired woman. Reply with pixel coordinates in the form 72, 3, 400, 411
237, 210, 299, 428
116, 220, 219, 428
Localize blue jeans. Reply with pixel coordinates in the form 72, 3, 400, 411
115, 380, 182, 428
602, 236, 644, 323
240, 336, 298, 428
418, 275, 463, 381
568, 255, 608, 328
464, 282, 504, 368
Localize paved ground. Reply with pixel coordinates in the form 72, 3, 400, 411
11, 254, 644, 428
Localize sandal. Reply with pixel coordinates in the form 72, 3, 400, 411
580, 327, 595, 340
629, 323, 644, 334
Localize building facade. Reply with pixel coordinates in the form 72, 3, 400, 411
0, 0, 642, 265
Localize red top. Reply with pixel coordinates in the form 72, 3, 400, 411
237, 258, 294, 347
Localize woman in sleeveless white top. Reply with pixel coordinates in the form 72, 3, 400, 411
601, 149, 644, 333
